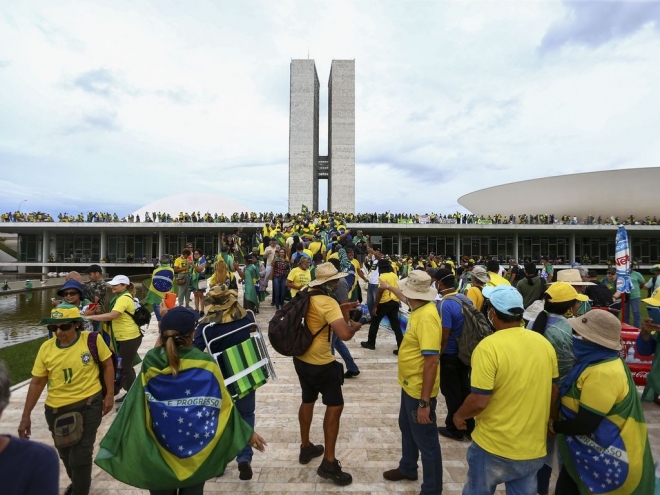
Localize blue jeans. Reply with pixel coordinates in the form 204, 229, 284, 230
463, 442, 544, 495
624, 296, 641, 328
366, 283, 379, 314
234, 391, 256, 463
397, 390, 443, 495
272, 276, 286, 309
331, 333, 359, 373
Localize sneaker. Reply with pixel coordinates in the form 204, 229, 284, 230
360, 341, 375, 350
344, 370, 360, 378
437, 426, 464, 441
317, 458, 352, 486
238, 461, 252, 480
299, 442, 324, 464
383, 468, 418, 481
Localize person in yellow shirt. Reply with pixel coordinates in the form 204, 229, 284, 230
465, 266, 490, 311
18, 306, 114, 495
293, 264, 362, 485
286, 256, 312, 297
485, 259, 511, 287
360, 259, 403, 354
454, 285, 558, 494
86, 275, 143, 399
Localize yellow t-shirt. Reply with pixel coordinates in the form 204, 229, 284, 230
470, 327, 559, 460
397, 302, 441, 399
297, 294, 344, 365
466, 286, 485, 311
109, 294, 142, 341
379, 272, 400, 304
174, 256, 188, 272
287, 267, 312, 297
308, 241, 325, 256
486, 272, 511, 287
560, 358, 629, 417
32, 331, 112, 408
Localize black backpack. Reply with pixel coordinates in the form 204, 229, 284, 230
268, 288, 331, 356
441, 294, 493, 366
123, 294, 152, 330
87, 332, 122, 396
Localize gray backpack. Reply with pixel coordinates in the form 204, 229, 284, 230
441, 294, 493, 366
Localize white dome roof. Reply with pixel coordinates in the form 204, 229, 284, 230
133, 193, 249, 218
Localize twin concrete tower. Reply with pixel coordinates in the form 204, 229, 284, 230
288, 59, 355, 214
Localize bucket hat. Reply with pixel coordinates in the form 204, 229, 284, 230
554, 269, 594, 286
568, 310, 622, 351
399, 271, 437, 301
39, 305, 86, 325
308, 263, 348, 287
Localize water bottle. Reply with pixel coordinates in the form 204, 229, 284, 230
115, 357, 123, 382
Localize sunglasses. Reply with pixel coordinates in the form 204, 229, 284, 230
61, 291, 80, 297
47, 323, 75, 332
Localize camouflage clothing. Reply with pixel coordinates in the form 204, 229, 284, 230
85, 279, 108, 307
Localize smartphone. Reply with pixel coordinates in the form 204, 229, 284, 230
87, 303, 98, 311
648, 306, 660, 325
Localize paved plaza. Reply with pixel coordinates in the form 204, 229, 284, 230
2, 283, 659, 494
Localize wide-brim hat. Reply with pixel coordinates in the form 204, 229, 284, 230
470, 266, 490, 284
308, 263, 348, 287
399, 271, 437, 301
553, 269, 594, 286
568, 310, 622, 351
545, 282, 589, 303
39, 304, 87, 325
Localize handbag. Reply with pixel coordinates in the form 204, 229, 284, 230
198, 279, 208, 290
53, 411, 84, 448
176, 275, 187, 286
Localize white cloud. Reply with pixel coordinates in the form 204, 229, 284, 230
0, 0, 659, 218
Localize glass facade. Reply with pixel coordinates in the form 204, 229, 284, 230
164, 234, 219, 258
631, 237, 660, 264
18, 234, 40, 262
517, 236, 569, 263
574, 236, 615, 265
461, 236, 515, 262
106, 234, 153, 263
396, 235, 456, 257
54, 234, 101, 262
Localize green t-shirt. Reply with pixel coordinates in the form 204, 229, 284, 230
629, 271, 646, 299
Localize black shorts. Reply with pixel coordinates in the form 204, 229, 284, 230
293, 358, 344, 406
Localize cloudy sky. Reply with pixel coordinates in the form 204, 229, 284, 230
1, 1, 660, 218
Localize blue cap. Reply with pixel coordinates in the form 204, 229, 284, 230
160, 306, 198, 336
57, 280, 85, 297
482, 285, 524, 316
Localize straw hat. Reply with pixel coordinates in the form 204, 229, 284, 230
307, 263, 348, 287
554, 269, 594, 286
545, 282, 589, 303
568, 310, 622, 350
399, 270, 438, 301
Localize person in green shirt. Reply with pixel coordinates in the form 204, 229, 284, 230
233, 253, 260, 313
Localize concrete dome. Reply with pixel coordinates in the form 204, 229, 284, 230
133, 193, 249, 218
458, 167, 660, 219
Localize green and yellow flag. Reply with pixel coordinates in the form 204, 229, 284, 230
95, 347, 252, 490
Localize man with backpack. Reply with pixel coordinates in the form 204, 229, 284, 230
434, 269, 475, 441
290, 264, 362, 486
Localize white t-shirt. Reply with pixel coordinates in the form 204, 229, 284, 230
368, 257, 380, 284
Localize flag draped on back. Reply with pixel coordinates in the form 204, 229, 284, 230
95, 346, 253, 490
558, 360, 655, 494
147, 266, 176, 299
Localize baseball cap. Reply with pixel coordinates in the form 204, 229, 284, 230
607, 267, 616, 275
587, 269, 598, 278
108, 275, 130, 286
545, 282, 589, 303
83, 264, 103, 274
482, 285, 524, 316
160, 306, 198, 336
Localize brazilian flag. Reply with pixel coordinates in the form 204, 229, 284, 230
273, 232, 287, 248
301, 204, 308, 213
557, 359, 655, 494
95, 347, 253, 490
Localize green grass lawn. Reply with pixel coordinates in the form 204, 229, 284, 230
0, 337, 46, 385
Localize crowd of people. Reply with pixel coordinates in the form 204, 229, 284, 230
2, 214, 660, 495
2, 209, 660, 226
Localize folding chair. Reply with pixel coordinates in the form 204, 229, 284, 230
201, 310, 277, 400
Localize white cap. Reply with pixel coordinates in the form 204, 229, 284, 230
108, 275, 130, 286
